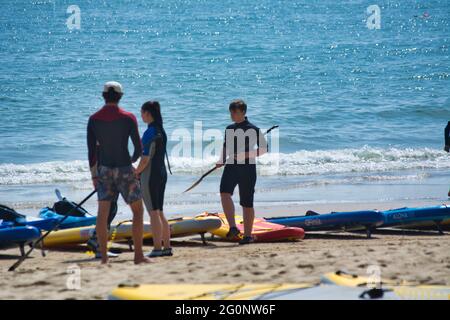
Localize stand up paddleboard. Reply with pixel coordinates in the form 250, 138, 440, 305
41, 216, 222, 248
380, 205, 450, 234
109, 281, 450, 300
265, 210, 384, 238
196, 212, 305, 242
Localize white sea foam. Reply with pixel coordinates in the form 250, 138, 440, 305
0, 147, 448, 185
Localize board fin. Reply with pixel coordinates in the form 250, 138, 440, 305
306, 210, 320, 216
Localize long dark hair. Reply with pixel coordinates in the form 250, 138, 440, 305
141, 101, 163, 127
141, 100, 172, 174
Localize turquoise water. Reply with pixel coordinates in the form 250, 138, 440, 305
0, 1, 449, 207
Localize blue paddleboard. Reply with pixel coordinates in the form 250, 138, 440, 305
380, 205, 450, 232
266, 210, 384, 238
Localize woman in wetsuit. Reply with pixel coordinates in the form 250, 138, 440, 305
135, 101, 172, 257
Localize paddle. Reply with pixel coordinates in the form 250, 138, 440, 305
183, 125, 279, 193
8, 189, 97, 272
55, 188, 63, 201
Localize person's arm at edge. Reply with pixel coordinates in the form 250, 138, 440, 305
445, 121, 450, 152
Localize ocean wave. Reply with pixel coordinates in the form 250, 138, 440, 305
258, 147, 450, 176
0, 146, 449, 185
0, 160, 89, 185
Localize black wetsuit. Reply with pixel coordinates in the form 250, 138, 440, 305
220, 117, 267, 208
141, 122, 168, 211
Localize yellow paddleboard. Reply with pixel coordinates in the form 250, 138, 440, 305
109, 283, 313, 300
42, 216, 221, 248
322, 271, 450, 299
321, 270, 412, 287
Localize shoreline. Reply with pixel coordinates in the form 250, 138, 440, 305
1, 167, 449, 217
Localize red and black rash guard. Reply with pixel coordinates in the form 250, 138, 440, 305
87, 104, 142, 169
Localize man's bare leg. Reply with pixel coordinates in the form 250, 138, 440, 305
160, 211, 171, 248
221, 193, 236, 228
149, 210, 163, 250
129, 200, 150, 264
96, 201, 111, 264
242, 206, 255, 238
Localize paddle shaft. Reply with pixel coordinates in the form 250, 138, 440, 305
8, 189, 97, 272
183, 125, 279, 193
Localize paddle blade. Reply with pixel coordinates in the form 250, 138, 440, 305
55, 188, 63, 201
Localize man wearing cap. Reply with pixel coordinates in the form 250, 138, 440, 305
87, 81, 149, 264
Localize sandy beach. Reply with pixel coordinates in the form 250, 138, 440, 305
1, 200, 449, 300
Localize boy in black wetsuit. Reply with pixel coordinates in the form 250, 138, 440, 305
216, 100, 268, 245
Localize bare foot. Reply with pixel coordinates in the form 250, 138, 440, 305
134, 256, 152, 265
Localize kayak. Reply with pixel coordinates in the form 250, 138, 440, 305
39, 207, 97, 229
0, 204, 59, 231
41, 216, 222, 248
380, 205, 450, 232
0, 216, 59, 231
109, 283, 450, 300
196, 212, 305, 242
265, 210, 384, 238
0, 225, 40, 254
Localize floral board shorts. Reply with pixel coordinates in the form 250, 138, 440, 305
97, 165, 142, 204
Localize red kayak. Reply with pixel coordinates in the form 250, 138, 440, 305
196, 212, 305, 242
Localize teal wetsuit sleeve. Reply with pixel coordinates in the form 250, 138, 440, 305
142, 127, 157, 156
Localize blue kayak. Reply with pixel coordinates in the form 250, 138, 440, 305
266, 210, 384, 238
381, 205, 450, 233
39, 208, 97, 229
0, 215, 59, 231
19, 216, 60, 231
1, 204, 59, 231
0, 225, 40, 252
